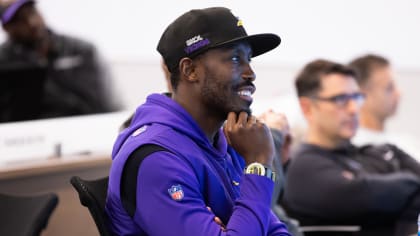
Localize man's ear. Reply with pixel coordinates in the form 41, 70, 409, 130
179, 57, 199, 82
299, 97, 312, 118
360, 86, 369, 95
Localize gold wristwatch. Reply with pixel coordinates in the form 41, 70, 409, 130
244, 162, 276, 182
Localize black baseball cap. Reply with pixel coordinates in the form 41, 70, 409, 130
157, 7, 281, 72
0, 0, 34, 25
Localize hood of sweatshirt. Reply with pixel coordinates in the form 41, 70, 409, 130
112, 93, 228, 160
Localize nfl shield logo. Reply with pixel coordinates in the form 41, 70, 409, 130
168, 184, 184, 201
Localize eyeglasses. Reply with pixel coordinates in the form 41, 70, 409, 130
311, 92, 365, 107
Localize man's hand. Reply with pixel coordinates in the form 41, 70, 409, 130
224, 111, 274, 167
258, 110, 290, 135
258, 110, 292, 165
207, 207, 226, 231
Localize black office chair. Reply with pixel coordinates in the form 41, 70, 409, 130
70, 176, 112, 236
0, 192, 58, 236
288, 211, 391, 236
299, 225, 361, 236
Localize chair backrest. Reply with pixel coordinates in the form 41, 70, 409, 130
0, 192, 58, 236
70, 176, 111, 236
286, 208, 391, 236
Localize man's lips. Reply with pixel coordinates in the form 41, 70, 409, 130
237, 85, 256, 102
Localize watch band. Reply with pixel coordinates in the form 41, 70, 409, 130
244, 162, 276, 182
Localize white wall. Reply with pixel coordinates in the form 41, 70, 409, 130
1, 0, 419, 68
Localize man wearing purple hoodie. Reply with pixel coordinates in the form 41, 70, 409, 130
106, 7, 289, 236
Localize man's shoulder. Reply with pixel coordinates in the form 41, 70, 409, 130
357, 143, 405, 163
52, 32, 96, 53
291, 143, 328, 159
0, 41, 9, 51
112, 124, 177, 165
124, 123, 175, 146
125, 123, 199, 156
0, 40, 16, 59
287, 143, 341, 174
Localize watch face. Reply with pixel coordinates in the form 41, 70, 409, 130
245, 162, 266, 175
244, 162, 275, 182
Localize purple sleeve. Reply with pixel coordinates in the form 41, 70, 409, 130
268, 211, 291, 236
134, 152, 290, 236
230, 174, 291, 236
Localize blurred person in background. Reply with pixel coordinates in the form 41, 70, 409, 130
0, 0, 121, 122
349, 54, 420, 159
259, 110, 303, 236
282, 59, 420, 236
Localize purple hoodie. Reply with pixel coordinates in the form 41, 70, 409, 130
105, 93, 290, 236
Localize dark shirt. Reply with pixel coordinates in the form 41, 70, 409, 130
0, 30, 121, 122
270, 128, 303, 236
283, 142, 420, 226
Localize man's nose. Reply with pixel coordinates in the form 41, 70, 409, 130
26, 14, 41, 29
395, 87, 401, 101
242, 63, 256, 82
347, 99, 362, 114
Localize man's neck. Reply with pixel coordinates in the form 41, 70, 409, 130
305, 129, 347, 149
13, 30, 51, 58
197, 115, 224, 145
359, 111, 385, 132
36, 38, 50, 58
172, 93, 223, 144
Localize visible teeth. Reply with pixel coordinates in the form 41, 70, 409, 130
238, 90, 252, 97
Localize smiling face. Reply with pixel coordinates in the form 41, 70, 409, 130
195, 42, 256, 118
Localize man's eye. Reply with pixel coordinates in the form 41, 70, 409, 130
231, 56, 240, 63
332, 95, 347, 103
387, 84, 395, 93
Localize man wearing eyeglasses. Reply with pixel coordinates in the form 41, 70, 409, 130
282, 59, 420, 236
